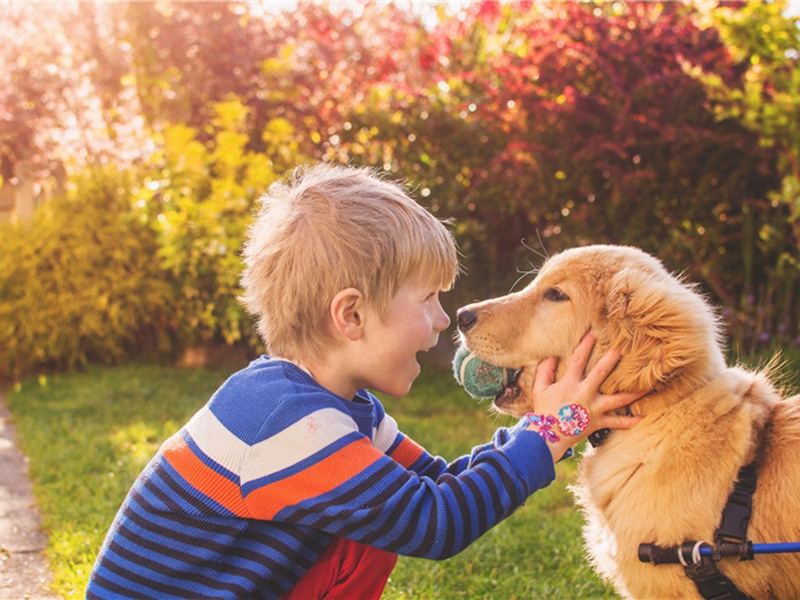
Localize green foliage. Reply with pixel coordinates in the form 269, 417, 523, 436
134, 98, 305, 346
3, 0, 799, 367
0, 168, 174, 376
324, 2, 781, 308
312, 1, 796, 352
690, 1, 800, 352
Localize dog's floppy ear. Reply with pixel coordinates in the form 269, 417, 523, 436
599, 266, 714, 395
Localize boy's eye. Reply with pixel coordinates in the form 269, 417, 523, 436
543, 287, 569, 302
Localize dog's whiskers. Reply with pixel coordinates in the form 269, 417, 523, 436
509, 235, 548, 293
521, 233, 549, 261
509, 265, 539, 293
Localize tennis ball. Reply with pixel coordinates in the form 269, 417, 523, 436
452, 345, 515, 399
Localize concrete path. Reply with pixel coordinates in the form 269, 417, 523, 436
0, 392, 58, 599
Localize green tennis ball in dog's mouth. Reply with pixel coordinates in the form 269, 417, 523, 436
452, 345, 515, 399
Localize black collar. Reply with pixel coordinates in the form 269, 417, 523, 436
588, 404, 635, 448
588, 428, 612, 447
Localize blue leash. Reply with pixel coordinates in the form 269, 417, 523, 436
700, 542, 800, 557
639, 540, 800, 565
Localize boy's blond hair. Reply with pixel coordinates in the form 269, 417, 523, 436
241, 163, 460, 361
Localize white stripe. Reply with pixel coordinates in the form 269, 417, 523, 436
373, 414, 399, 454
185, 406, 250, 475
240, 408, 358, 485
459, 353, 473, 385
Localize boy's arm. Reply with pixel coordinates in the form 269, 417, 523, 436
372, 401, 529, 481
241, 405, 554, 561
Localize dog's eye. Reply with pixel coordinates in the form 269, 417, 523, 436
543, 287, 570, 302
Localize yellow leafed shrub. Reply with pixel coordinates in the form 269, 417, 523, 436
0, 168, 175, 377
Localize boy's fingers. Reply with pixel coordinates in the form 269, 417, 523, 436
598, 414, 643, 431
583, 348, 622, 389
532, 357, 558, 397
594, 390, 647, 415
564, 333, 597, 379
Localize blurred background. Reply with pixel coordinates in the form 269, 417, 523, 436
2, 0, 800, 378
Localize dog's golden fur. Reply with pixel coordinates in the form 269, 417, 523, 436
458, 244, 800, 599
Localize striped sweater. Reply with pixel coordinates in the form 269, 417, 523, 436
87, 357, 556, 599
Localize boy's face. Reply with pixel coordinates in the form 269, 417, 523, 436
358, 273, 451, 398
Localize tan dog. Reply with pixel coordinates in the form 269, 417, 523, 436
456, 244, 800, 599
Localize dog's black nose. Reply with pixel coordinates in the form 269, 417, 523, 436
457, 308, 478, 332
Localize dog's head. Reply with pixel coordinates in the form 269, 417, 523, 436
456, 245, 725, 417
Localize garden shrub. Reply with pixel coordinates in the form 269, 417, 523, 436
0, 167, 175, 376
134, 99, 305, 348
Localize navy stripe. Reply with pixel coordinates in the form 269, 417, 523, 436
121, 507, 290, 586
463, 474, 488, 534
442, 498, 456, 557
384, 488, 433, 554
358, 484, 419, 546
108, 538, 251, 595
300, 463, 400, 532
475, 465, 505, 521
134, 483, 235, 534
363, 467, 409, 507
440, 474, 472, 549
308, 463, 397, 515
480, 456, 520, 513
102, 558, 216, 599
331, 470, 408, 539
116, 523, 287, 599
88, 572, 152, 599
256, 521, 327, 557
132, 486, 320, 569
140, 475, 182, 513
266, 522, 328, 555
412, 491, 438, 556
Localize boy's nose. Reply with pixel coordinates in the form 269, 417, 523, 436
435, 304, 451, 332
456, 308, 477, 332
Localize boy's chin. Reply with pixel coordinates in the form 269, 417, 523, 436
376, 375, 418, 398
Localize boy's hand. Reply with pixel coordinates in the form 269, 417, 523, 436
525, 333, 645, 461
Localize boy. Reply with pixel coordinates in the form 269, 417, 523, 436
87, 163, 641, 599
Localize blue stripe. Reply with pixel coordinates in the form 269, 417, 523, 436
94, 555, 209, 599
132, 483, 324, 568
87, 571, 154, 599
122, 497, 295, 587
480, 455, 522, 514
439, 474, 470, 553
108, 535, 253, 595
386, 481, 440, 555
463, 472, 489, 535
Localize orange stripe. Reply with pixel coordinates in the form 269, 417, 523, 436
162, 434, 250, 517
246, 437, 383, 519
388, 436, 425, 469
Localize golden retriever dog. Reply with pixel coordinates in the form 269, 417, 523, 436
456, 244, 800, 599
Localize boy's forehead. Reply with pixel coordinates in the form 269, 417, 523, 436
399, 269, 450, 293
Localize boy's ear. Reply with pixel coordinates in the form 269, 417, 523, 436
330, 287, 366, 341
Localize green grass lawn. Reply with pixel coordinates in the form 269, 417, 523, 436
6, 359, 615, 598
